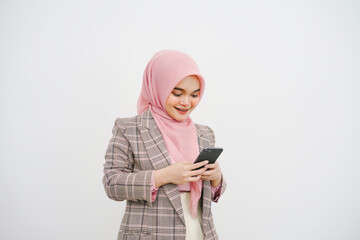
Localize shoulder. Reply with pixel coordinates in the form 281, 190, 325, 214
194, 123, 214, 135
112, 115, 141, 136
112, 109, 153, 134
195, 123, 216, 145
114, 116, 139, 128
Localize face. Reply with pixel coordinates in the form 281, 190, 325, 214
165, 75, 201, 122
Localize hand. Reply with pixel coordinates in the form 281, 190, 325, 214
154, 161, 208, 187
200, 161, 222, 187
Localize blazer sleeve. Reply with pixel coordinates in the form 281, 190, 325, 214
207, 126, 227, 202
102, 120, 153, 204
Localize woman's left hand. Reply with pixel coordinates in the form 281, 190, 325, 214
200, 161, 222, 187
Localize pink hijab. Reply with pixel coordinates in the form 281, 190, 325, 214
137, 50, 205, 218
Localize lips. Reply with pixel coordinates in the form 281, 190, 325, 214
174, 107, 190, 114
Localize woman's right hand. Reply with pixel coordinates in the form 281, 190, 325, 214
154, 161, 208, 187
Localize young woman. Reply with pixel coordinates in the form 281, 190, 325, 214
103, 50, 226, 240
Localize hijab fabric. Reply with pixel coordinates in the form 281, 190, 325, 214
137, 50, 205, 218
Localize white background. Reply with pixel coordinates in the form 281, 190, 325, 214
1, 0, 359, 239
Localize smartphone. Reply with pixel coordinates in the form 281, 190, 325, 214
193, 147, 223, 170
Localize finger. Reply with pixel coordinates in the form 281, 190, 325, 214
200, 175, 210, 180
188, 174, 202, 182
201, 174, 217, 181
202, 170, 219, 179
201, 169, 214, 176
205, 163, 219, 169
191, 160, 209, 170
190, 167, 208, 176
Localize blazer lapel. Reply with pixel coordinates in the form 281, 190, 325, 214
138, 110, 172, 169
138, 110, 186, 225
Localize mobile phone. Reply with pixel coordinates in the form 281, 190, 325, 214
193, 147, 223, 170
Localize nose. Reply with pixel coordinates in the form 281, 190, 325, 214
180, 96, 190, 106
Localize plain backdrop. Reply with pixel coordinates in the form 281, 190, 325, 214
1, 0, 359, 239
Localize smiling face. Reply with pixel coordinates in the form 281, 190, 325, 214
165, 75, 201, 122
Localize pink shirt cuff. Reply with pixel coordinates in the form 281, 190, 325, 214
211, 179, 222, 202
150, 171, 158, 202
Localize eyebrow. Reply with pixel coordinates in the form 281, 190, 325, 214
173, 87, 200, 93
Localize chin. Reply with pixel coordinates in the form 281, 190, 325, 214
176, 117, 186, 122
173, 113, 189, 122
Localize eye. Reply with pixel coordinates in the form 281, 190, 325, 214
172, 92, 182, 97
191, 94, 199, 98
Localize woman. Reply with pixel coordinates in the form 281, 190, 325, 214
103, 50, 226, 240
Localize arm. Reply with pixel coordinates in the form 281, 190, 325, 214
102, 121, 153, 204
153, 161, 209, 188
150, 161, 209, 202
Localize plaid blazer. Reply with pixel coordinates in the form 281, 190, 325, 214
103, 109, 226, 240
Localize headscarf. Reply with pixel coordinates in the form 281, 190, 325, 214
137, 50, 205, 218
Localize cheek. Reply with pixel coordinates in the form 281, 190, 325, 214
165, 95, 178, 108
192, 98, 200, 107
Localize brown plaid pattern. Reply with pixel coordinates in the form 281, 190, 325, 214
103, 110, 226, 240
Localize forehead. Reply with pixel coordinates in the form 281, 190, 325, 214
174, 75, 200, 89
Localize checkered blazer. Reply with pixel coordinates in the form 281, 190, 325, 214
103, 109, 226, 240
